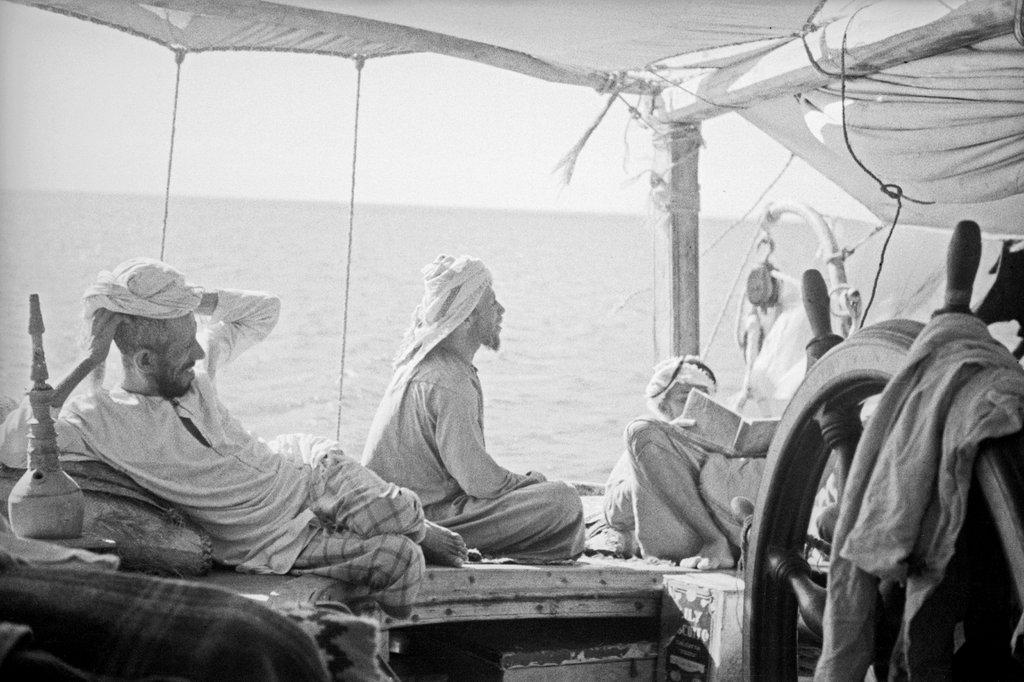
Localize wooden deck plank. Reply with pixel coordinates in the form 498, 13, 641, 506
417, 562, 672, 597
386, 559, 704, 627
202, 557, 724, 628
384, 595, 659, 627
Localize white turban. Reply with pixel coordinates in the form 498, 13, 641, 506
393, 254, 493, 374
645, 355, 717, 399
82, 257, 202, 319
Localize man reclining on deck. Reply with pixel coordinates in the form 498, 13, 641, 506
362, 255, 585, 561
600, 356, 763, 569
0, 257, 467, 618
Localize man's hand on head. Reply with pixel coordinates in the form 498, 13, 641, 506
196, 291, 219, 316
87, 309, 124, 366
50, 309, 124, 408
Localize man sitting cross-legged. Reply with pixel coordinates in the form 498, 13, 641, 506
0, 258, 466, 618
362, 255, 585, 562
600, 356, 763, 569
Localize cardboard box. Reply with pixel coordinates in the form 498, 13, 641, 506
659, 572, 745, 681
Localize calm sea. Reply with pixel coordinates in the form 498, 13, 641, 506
1, 190, 956, 481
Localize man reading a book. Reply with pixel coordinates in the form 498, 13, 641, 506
600, 356, 764, 569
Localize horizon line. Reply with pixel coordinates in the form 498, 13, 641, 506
0, 186, 869, 224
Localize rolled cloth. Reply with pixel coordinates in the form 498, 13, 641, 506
393, 254, 492, 374
645, 356, 717, 399
82, 258, 202, 319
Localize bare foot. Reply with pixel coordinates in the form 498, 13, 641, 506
421, 520, 468, 567
678, 538, 735, 570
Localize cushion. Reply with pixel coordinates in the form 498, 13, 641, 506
1, 460, 212, 577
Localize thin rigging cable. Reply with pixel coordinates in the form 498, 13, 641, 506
160, 49, 186, 261
834, 25, 927, 326
336, 57, 365, 441
842, 222, 887, 258
702, 229, 762, 359
700, 153, 795, 258
335, 58, 365, 440
644, 66, 743, 112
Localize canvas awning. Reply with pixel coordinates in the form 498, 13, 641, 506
5, 0, 827, 92
7, 0, 1023, 234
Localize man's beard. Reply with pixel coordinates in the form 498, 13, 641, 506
474, 315, 501, 351
155, 361, 193, 399
480, 325, 501, 351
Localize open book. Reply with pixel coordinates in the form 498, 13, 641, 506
673, 389, 779, 457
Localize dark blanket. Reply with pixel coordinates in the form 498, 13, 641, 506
0, 561, 331, 681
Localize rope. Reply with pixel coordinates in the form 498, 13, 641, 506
335, 57, 365, 441
160, 49, 186, 261
801, 12, 935, 327
702, 228, 762, 359
859, 201, 901, 327
841, 221, 886, 258
644, 66, 743, 112
832, 25, 931, 327
836, 34, 932, 206
554, 90, 620, 185
615, 94, 646, 122
696, 154, 793, 356
800, 11, 933, 206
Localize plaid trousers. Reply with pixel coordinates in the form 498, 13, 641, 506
288, 443, 426, 619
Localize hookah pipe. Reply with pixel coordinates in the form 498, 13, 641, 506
6, 295, 87, 539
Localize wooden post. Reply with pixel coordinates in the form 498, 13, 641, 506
651, 121, 702, 359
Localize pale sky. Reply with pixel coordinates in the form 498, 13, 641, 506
0, 2, 875, 220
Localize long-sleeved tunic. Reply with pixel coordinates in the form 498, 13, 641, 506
362, 346, 584, 561
1, 290, 425, 616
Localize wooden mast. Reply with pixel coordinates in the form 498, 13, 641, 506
651, 119, 702, 358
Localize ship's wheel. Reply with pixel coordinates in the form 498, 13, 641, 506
742, 221, 1024, 679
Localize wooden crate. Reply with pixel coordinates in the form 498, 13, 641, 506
659, 572, 745, 681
